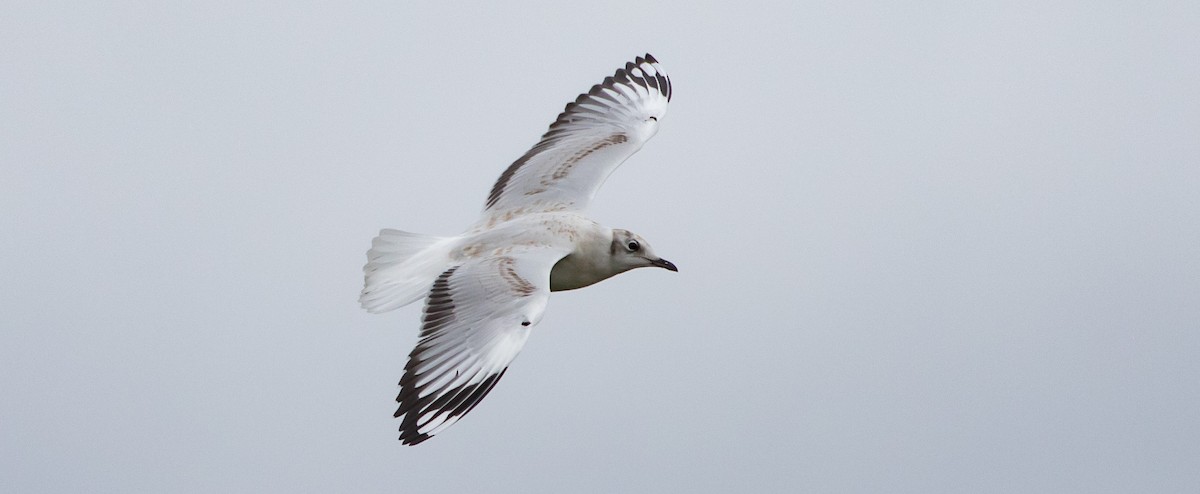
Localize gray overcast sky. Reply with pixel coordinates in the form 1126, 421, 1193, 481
3, 2, 1198, 493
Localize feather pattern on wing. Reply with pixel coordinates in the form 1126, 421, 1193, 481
394, 247, 568, 445
484, 54, 671, 214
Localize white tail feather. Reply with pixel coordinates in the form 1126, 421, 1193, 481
360, 229, 451, 313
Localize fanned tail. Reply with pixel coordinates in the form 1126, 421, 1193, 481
360, 229, 450, 313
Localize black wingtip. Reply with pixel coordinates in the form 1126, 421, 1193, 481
627, 53, 670, 102
400, 430, 432, 446
397, 404, 432, 445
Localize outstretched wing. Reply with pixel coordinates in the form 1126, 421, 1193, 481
484, 54, 671, 215
394, 246, 569, 445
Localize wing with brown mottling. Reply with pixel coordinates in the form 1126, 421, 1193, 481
484, 54, 671, 215
394, 246, 569, 445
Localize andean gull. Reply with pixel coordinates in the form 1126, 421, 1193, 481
360, 54, 676, 445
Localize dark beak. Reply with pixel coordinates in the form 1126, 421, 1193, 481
649, 257, 678, 272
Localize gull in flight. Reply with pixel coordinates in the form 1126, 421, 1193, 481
360, 54, 676, 445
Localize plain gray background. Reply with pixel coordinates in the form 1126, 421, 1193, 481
3, 2, 1198, 492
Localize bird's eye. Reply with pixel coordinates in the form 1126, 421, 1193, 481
627, 240, 640, 251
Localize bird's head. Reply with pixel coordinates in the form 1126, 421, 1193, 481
610, 229, 678, 274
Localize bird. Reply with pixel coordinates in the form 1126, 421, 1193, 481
360, 54, 676, 445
